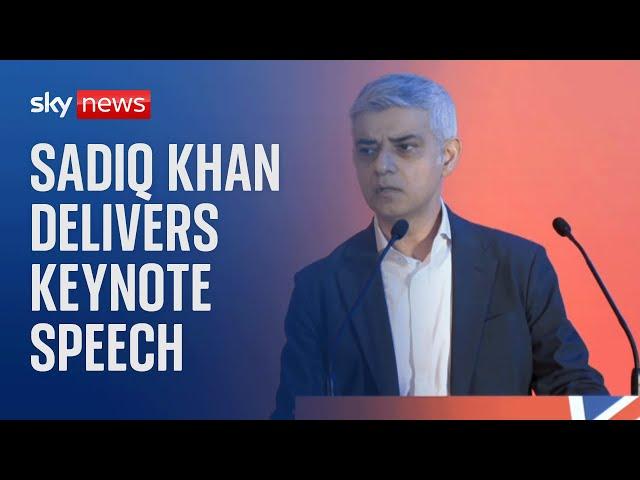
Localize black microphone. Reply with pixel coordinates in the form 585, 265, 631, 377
553, 216, 640, 395
326, 218, 409, 396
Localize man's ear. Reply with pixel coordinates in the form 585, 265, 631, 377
441, 138, 462, 178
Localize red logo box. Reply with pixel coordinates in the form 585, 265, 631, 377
76, 90, 151, 119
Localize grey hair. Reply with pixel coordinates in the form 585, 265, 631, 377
350, 73, 458, 145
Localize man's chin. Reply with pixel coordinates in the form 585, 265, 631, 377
372, 205, 409, 222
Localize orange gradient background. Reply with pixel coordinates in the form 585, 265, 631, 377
338, 60, 640, 395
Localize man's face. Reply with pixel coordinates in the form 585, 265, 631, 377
352, 107, 454, 222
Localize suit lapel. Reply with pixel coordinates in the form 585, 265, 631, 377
448, 207, 498, 394
336, 222, 400, 395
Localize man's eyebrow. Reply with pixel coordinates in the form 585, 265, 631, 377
355, 139, 379, 145
389, 134, 421, 143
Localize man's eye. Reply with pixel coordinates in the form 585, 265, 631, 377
398, 144, 416, 152
359, 147, 377, 156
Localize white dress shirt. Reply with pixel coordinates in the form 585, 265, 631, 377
374, 198, 453, 396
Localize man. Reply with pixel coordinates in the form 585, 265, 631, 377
272, 73, 607, 419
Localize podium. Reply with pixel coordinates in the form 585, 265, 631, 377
296, 396, 640, 420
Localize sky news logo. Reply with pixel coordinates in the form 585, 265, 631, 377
30, 90, 151, 119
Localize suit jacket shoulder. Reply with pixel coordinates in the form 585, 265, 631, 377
294, 223, 374, 284
452, 212, 545, 260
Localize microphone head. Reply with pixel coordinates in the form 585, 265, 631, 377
552, 217, 572, 237
391, 219, 409, 240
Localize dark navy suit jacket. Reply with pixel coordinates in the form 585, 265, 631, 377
272, 206, 608, 419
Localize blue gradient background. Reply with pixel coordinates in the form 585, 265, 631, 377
0, 60, 404, 419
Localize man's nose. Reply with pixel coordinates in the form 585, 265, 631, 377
374, 148, 397, 175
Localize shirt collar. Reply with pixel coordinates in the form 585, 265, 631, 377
373, 197, 452, 261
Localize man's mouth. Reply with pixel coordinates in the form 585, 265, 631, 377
376, 186, 402, 194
